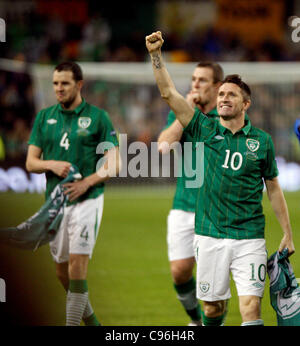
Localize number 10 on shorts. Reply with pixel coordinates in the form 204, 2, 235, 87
250, 263, 266, 282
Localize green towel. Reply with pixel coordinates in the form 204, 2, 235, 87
267, 249, 300, 326
0, 165, 81, 251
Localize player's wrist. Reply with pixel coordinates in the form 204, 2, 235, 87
83, 177, 93, 189
45, 160, 55, 172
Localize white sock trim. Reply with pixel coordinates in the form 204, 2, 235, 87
241, 319, 264, 326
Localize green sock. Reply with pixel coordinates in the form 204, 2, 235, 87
174, 277, 202, 322
82, 300, 101, 326
83, 312, 101, 326
69, 279, 88, 293
66, 280, 89, 326
201, 311, 226, 326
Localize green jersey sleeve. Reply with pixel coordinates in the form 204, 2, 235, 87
28, 111, 44, 149
262, 135, 279, 180
184, 108, 210, 141
164, 110, 176, 130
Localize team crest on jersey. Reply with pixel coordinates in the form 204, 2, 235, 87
246, 139, 260, 152
199, 281, 210, 294
78, 117, 91, 129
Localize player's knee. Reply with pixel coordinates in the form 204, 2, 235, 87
55, 267, 69, 290
239, 296, 261, 321
170, 259, 194, 285
203, 301, 226, 318
69, 254, 89, 280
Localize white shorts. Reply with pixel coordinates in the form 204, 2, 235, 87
193, 235, 267, 301
167, 209, 195, 261
50, 194, 104, 263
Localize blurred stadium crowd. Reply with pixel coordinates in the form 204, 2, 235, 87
0, 0, 300, 167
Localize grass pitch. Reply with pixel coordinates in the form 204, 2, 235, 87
0, 187, 299, 326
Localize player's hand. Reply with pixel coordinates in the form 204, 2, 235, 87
50, 161, 71, 178
63, 179, 91, 202
186, 90, 201, 108
278, 234, 295, 256
145, 31, 164, 53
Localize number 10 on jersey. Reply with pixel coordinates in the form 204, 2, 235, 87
222, 149, 243, 171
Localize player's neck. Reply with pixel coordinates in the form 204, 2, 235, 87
220, 112, 245, 134
198, 100, 217, 114
61, 94, 83, 111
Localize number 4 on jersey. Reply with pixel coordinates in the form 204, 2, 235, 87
60, 132, 70, 150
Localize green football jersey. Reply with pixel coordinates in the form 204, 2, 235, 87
184, 109, 278, 240
28, 99, 119, 204
165, 108, 219, 212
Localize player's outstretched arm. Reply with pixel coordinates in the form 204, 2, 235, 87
26, 144, 71, 177
145, 31, 194, 128
265, 177, 295, 256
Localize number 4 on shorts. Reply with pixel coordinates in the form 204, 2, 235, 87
80, 226, 89, 241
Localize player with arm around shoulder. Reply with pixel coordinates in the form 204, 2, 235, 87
146, 31, 295, 326
26, 61, 120, 326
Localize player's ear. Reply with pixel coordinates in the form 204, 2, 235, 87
243, 99, 251, 112
77, 80, 83, 91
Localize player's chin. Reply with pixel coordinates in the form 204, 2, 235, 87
56, 96, 65, 103
219, 112, 235, 120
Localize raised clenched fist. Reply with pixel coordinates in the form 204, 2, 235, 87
145, 31, 164, 53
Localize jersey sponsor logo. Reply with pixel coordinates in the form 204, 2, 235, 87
47, 119, 57, 124
214, 135, 224, 140
199, 281, 210, 293
252, 281, 263, 289
78, 117, 91, 129
246, 139, 260, 152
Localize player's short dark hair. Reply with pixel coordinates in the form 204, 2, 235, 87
221, 74, 251, 101
54, 61, 83, 81
196, 62, 224, 84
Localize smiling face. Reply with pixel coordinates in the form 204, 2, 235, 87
217, 83, 250, 119
191, 67, 219, 108
53, 70, 82, 109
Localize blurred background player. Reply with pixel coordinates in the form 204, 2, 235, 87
146, 31, 295, 326
295, 119, 300, 144
26, 61, 120, 326
157, 62, 223, 325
